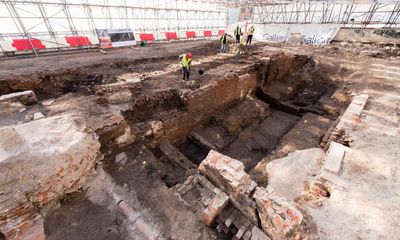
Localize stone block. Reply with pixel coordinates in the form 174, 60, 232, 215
324, 141, 351, 175
253, 187, 304, 239
189, 131, 217, 150
233, 225, 247, 240
243, 229, 252, 240
126, 78, 141, 85
251, 226, 271, 240
41, 99, 55, 106
24, 113, 33, 122
115, 152, 128, 165
201, 189, 229, 226
115, 126, 135, 149
33, 112, 45, 120
0, 90, 38, 105
199, 150, 258, 223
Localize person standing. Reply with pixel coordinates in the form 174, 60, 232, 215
234, 25, 241, 45
246, 25, 255, 45
179, 52, 192, 80
220, 33, 227, 53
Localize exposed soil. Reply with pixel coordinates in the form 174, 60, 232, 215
44, 192, 131, 240
1, 39, 399, 240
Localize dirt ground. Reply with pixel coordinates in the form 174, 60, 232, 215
1, 38, 399, 240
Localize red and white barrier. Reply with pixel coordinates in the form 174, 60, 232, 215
65, 36, 92, 47
203, 30, 212, 37
1, 29, 225, 56
12, 38, 46, 51
186, 31, 197, 38
0, 41, 16, 53
165, 32, 178, 40
139, 33, 155, 41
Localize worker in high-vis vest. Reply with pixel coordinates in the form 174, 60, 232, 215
234, 25, 242, 45
220, 33, 227, 53
246, 25, 255, 45
179, 52, 192, 80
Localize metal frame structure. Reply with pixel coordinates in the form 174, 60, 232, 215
0, 0, 228, 41
2, 0, 399, 42
250, 1, 400, 27
208, 0, 400, 27
1, 0, 400, 58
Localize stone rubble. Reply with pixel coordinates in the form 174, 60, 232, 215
198, 150, 308, 239
0, 90, 38, 105
199, 150, 259, 223
33, 112, 45, 120
253, 187, 304, 239
174, 172, 269, 240
201, 188, 229, 226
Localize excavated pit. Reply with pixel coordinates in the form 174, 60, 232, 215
0, 44, 350, 240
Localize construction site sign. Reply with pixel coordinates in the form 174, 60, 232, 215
96, 29, 136, 48
253, 24, 341, 45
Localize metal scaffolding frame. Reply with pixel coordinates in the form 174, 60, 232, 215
250, 1, 400, 27
1, 0, 399, 58
0, 0, 228, 41
2, 0, 399, 42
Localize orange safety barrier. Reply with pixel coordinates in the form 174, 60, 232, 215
203, 30, 212, 37
186, 31, 196, 38
165, 32, 178, 40
139, 33, 155, 41
11, 39, 46, 51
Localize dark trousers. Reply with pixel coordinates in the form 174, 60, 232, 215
182, 66, 190, 80
246, 35, 253, 44
236, 35, 240, 44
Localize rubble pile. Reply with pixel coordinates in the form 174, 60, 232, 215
197, 150, 308, 240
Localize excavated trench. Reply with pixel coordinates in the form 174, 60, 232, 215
52, 52, 342, 239
0, 48, 349, 239
122, 52, 340, 186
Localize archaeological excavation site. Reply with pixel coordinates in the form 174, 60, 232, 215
1, 1, 400, 240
